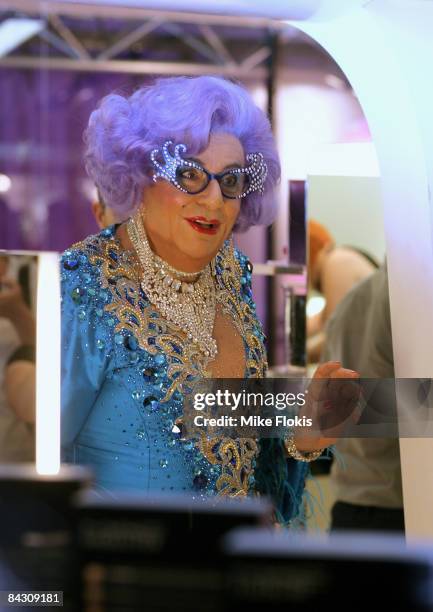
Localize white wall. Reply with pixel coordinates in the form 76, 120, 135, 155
307, 175, 385, 263
236, 71, 370, 265
274, 72, 367, 260
289, 1, 433, 538
270, 72, 370, 364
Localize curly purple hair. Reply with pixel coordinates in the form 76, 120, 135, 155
84, 76, 280, 232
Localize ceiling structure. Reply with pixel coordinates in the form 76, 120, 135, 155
0, 0, 331, 80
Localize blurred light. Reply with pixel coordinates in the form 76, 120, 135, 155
36, 253, 61, 475
0, 174, 11, 193
324, 74, 346, 90
342, 117, 372, 143
307, 296, 326, 317
75, 88, 94, 103
61, 0, 322, 20
66, 0, 364, 20
0, 18, 45, 58
283, 0, 364, 21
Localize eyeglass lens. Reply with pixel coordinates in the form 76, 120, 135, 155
176, 165, 250, 198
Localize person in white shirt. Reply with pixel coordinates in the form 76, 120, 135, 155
322, 264, 404, 531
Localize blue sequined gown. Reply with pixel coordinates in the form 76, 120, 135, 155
61, 225, 307, 523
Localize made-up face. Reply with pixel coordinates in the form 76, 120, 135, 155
140, 133, 244, 273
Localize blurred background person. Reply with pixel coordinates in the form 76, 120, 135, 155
307, 219, 378, 362
322, 264, 404, 532
0, 255, 36, 461
5, 347, 36, 426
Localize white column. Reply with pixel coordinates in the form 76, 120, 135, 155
36, 252, 61, 475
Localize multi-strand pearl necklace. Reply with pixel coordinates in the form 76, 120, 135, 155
127, 213, 218, 359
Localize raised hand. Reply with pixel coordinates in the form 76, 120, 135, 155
294, 361, 360, 453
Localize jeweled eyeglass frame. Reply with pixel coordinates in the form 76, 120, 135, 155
150, 140, 268, 199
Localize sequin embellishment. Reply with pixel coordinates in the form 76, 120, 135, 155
66, 227, 267, 498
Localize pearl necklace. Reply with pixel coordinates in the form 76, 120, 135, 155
127, 213, 218, 359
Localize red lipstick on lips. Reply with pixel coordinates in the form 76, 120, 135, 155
185, 216, 221, 235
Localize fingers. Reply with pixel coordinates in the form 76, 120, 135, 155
309, 363, 358, 400
329, 367, 359, 380
311, 364, 359, 401
317, 373, 361, 433
329, 368, 361, 404
308, 362, 340, 402
304, 363, 361, 439
312, 361, 342, 379
313, 361, 360, 380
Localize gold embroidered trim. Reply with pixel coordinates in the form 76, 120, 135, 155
198, 435, 258, 497
70, 230, 267, 496
87, 238, 209, 401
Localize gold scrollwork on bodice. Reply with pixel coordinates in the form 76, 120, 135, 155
72, 229, 267, 498
198, 435, 259, 497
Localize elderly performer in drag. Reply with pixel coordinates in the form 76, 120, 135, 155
61, 76, 357, 525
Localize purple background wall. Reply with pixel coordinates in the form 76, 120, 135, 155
0, 69, 151, 250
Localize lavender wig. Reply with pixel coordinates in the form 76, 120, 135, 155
84, 76, 281, 232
